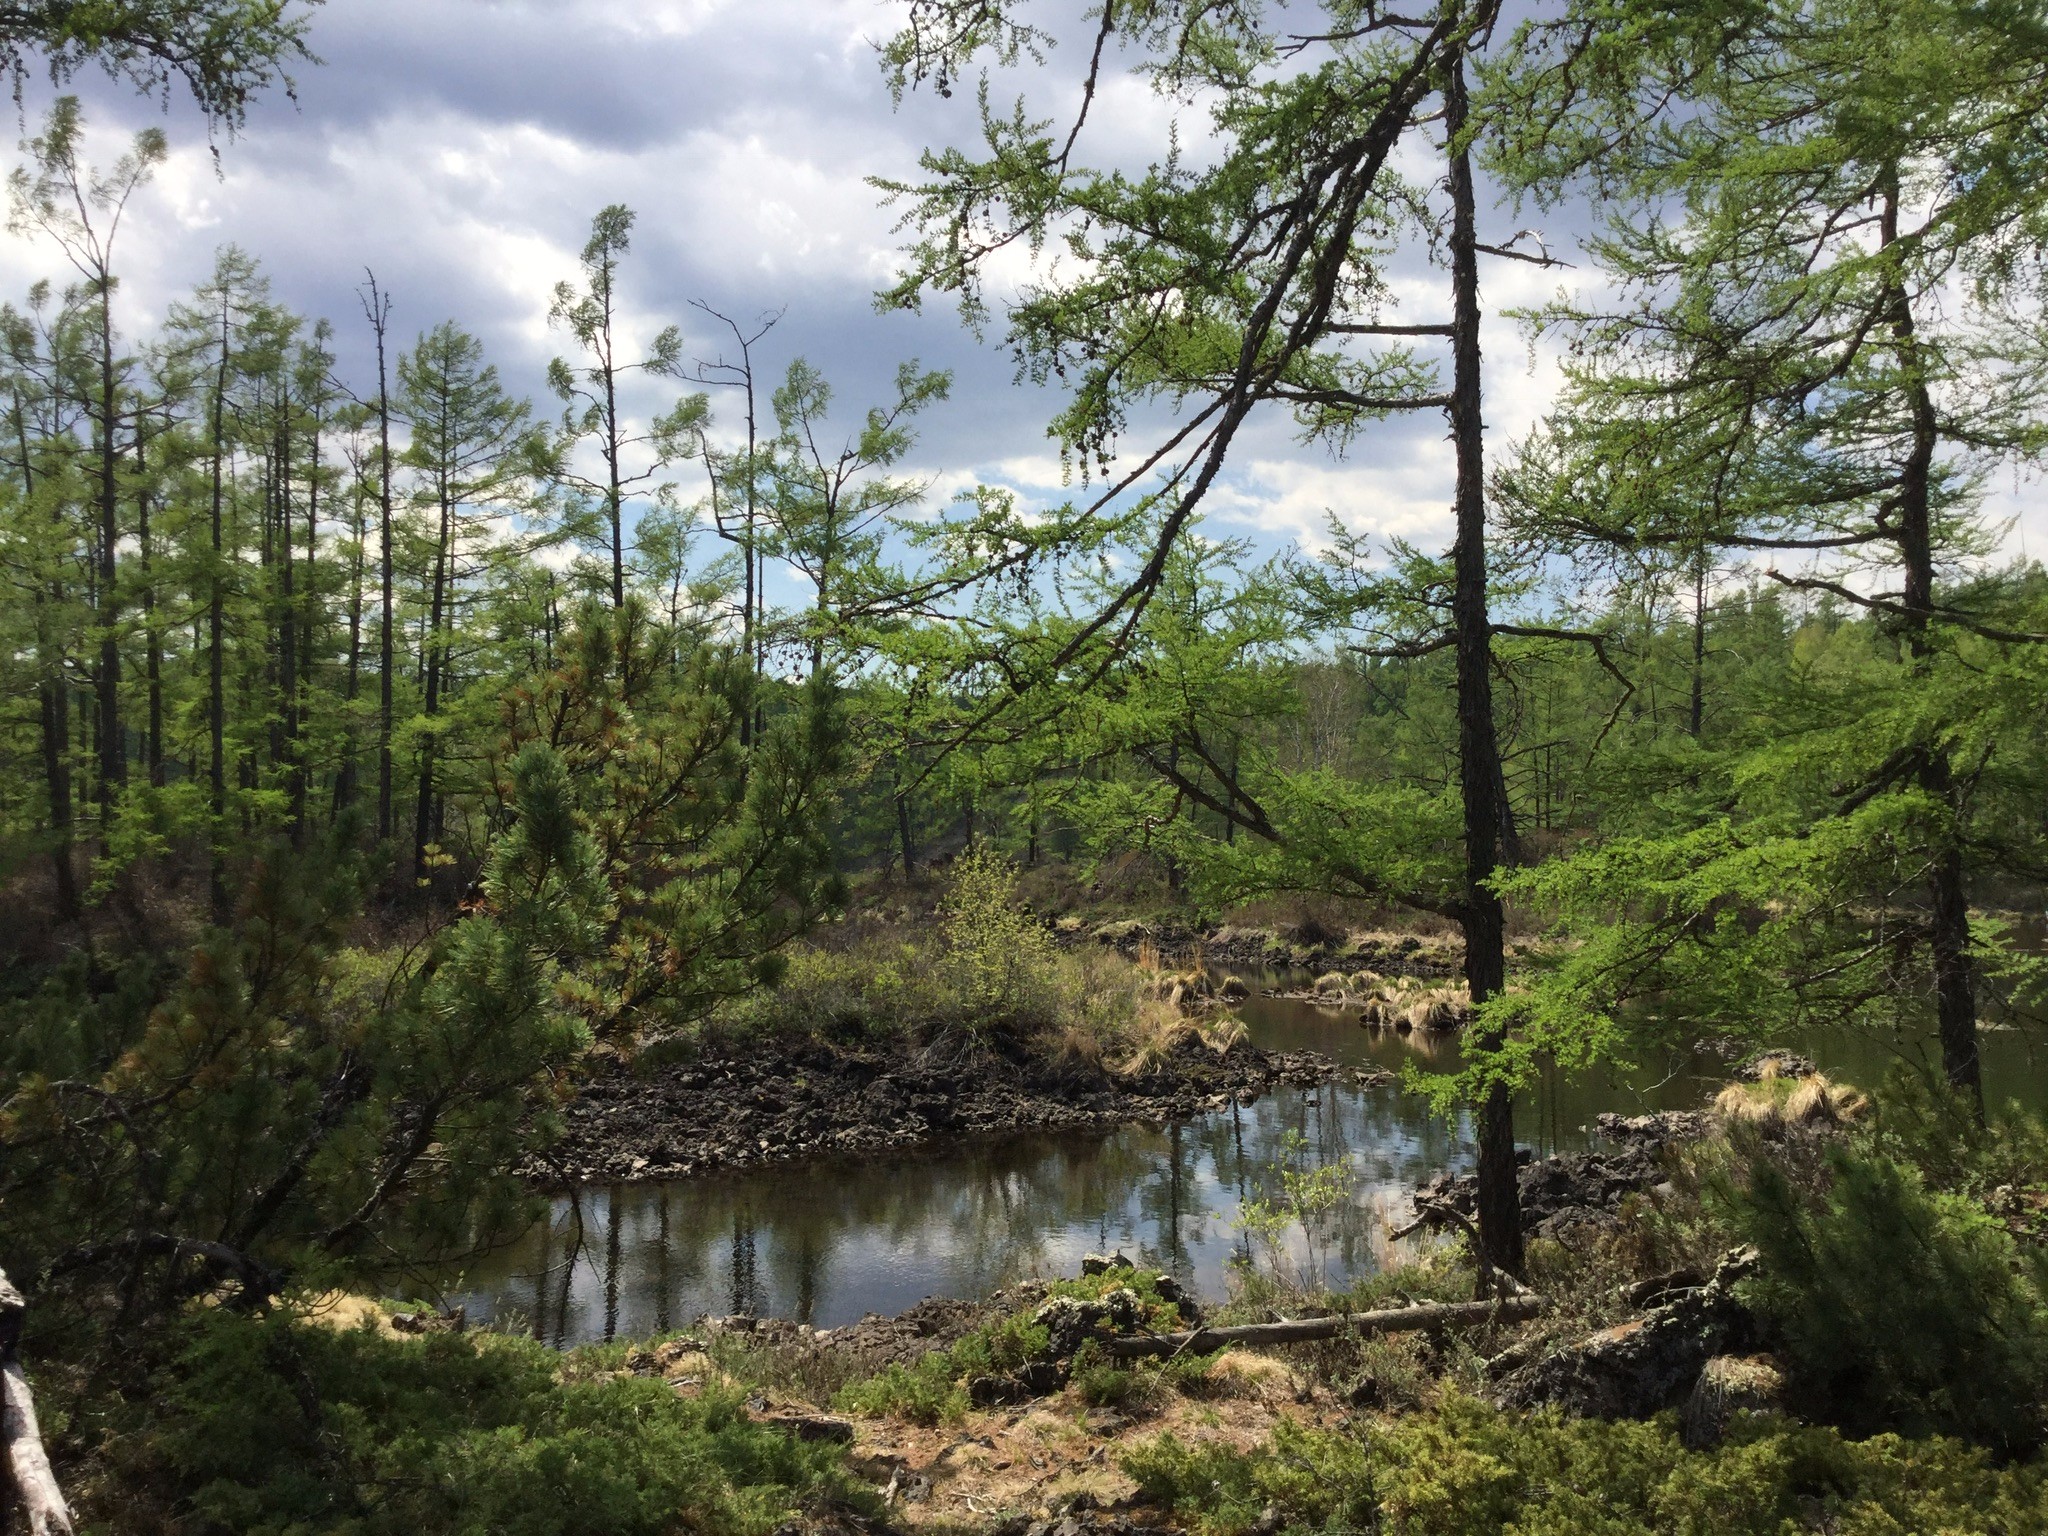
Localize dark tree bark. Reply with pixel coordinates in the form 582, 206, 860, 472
334, 467, 366, 817
413, 463, 453, 889
16, 390, 78, 918
92, 278, 124, 814
137, 425, 164, 787
1688, 552, 1708, 742
207, 289, 231, 923
274, 391, 303, 840
1878, 175, 1980, 1112
362, 273, 396, 847
298, 387, 321, 839
898, 795, 916, 879
1446, 44, 1524, 1281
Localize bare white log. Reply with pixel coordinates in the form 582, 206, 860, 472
1, 1269, 75, 1536
1098, 1295, 1544, 1358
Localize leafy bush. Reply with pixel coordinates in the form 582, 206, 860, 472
1717, 1141, 2048, 1453
88, 1308, 868, 1536
938, 846, 1060, 1026
1122, 1393, 2048, 1536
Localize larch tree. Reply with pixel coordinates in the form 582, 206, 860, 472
396, 321, 545, 888
8, 97, 165, 820
1490, 0, 2048, 1114
546, 205, 707, 609
761, 357, 950, 678
879, 0, 1559, 1276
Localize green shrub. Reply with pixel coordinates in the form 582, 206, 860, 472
832, 1310, 1051, 1425
939, 847, 1060, 1026
1718, 1143, 2048, 1453
101, 1308, 867, 1536
718, 859, 1212, 1061
1122, 1393, 2048, 1536
831, 1266, 1194, 1424
1864, 1066, 2048, 1219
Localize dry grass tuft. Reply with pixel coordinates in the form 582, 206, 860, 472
1713, 1071, 1869, 1130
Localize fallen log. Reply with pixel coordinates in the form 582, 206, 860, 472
1, 1268, 74, 1535
1098, 1295, 1544, 1358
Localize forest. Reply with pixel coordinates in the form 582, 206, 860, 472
4, 0, 2048, 1532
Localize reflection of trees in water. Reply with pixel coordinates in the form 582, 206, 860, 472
655, 1188, 671, 1334
605, 1189, 623, 1341
729, 1208, 763, 1317
464, 1070, 1498, 1345
1132, 1121, 1196, 1277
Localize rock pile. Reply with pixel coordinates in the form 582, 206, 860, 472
537, 1034, 1351, 1185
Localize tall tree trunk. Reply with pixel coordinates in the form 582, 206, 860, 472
365, 274, 396, 846
38, 677, 77, 920
413, 480, 452, 888
1688, 551, 1707, 742
208, 304, 231, 923
1446, 45, 1523, 1282
896, 780, 916, 881
95, 283, 124, 816
299, 398, 320, 837
138, 429, 164, 788
275, 403, 303, 842
1879, 174, 1980, 1111
335, 476, 366, 817
18, 396, 77, 919
603, 266, 625, 609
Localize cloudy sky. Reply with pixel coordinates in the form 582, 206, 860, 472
2, 0, 2038, 592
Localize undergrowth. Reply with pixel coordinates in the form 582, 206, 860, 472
73, 1307, 869, 1536
832, 1266, 1199, 1425
716, 849, 1239, 1068
1123, 1392, 2048, 1535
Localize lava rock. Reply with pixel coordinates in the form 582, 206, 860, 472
1497, 1247, 1764, 1420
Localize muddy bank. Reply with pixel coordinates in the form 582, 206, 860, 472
534, 1034, 1379, 1186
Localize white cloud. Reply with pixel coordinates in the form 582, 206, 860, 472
0, 0, 2030, 598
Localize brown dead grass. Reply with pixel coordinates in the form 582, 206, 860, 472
299, 1292, 408, 1340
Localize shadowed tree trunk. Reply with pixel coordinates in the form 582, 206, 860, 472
1877, 173, 1980, 1114
1446, 43, 1523, 1282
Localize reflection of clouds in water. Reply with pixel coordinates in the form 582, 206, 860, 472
451, 976, 2048, 1347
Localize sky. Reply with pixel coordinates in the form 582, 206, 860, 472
0, 0, 2039, 600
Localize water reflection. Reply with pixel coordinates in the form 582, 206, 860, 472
449, 970, 2048, 1347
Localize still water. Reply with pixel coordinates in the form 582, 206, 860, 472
446, 977, 2048, 1345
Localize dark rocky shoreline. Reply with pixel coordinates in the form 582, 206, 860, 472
532, 1033, 1382, 1187
1071, 917, 1464, 977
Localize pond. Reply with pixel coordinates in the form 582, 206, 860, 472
445, 973, 2048, 1345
